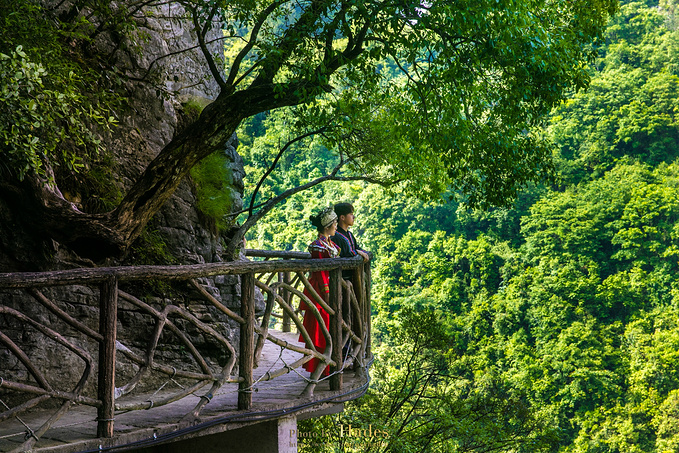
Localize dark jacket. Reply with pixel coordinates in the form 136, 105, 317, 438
332, 227, 364, 280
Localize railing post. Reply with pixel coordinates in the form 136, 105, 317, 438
353, 263, 365, 358
329, 268, 343, 391
239, 272, 255, 410
365, 262, 372, 357
97, 276, 117, 438
280, 271, 291, 332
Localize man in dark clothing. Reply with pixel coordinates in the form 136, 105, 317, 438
332, 203, 370, 265
331, 202, 369, 360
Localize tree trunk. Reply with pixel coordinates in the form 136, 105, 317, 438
2, 84, 308, 262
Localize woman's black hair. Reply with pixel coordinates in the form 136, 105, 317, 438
334, 202, 354, 217
309, 213, 325, 233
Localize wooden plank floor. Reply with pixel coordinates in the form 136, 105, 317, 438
0, 331, 369, 453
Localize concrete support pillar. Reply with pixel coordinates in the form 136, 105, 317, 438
277, 416, 298, 453
138, 416, 298, 453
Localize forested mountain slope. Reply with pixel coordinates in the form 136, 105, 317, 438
240, 0, 679, 451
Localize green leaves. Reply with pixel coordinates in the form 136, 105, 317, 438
548, 0, 679, 184
0, 0, 118, 182
355, 158, 679, 451
246, 3, 679, 451
223, 0, 617, 208
1, 47, 56, 179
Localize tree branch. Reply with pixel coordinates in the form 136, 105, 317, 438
200, 4, 219, 38
249, 127, 329, 217
224, 159, 354, 258
251, 0, 333, 86
225, 0, 286, 90
392, 374, 434, 440
322, 19, 370, 74
191, 4, 227, 89
128, 35, 238, 83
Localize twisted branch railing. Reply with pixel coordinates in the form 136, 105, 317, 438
0, 250, 371, 452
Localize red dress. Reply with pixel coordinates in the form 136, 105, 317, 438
299, 235, 340, 375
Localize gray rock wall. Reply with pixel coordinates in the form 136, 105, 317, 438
0, 2, 255, 399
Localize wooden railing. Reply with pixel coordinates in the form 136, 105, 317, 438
0, 250, 371, 452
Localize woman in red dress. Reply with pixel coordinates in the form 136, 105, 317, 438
299, 206, 340, 376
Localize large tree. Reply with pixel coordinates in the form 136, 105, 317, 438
1, 0, 617, 260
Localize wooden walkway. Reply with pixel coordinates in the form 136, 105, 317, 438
0, 331, 370, 453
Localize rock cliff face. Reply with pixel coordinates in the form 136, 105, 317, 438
0, 3, 255, 395
102, 1, 244, 266
0, 2, 246, 270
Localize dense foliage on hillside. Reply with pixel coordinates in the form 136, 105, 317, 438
2, 0, 616, 261
240, 0, 679, 451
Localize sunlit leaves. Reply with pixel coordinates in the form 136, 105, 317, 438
0, 47, 114, 180
548, 0, 679, 184
0, 1, 119, 183
225, 0, 617, 208
363, 158, 679, 451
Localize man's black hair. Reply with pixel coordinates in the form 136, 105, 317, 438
334, 202, 354, 217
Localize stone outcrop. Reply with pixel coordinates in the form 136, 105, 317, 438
107, 1, 242, 265
0, 2, 256, 396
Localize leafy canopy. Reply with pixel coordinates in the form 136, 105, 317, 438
222, 0, 617, 207
548, 0, 679, 184
0, 1, 116, 181
253, 1, 679, 451
0, 0, 618, 257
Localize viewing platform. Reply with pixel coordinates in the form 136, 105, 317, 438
0, 250, 373, 452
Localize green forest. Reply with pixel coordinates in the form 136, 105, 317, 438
1, 0, 677, 450
235, 0, 679, 451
